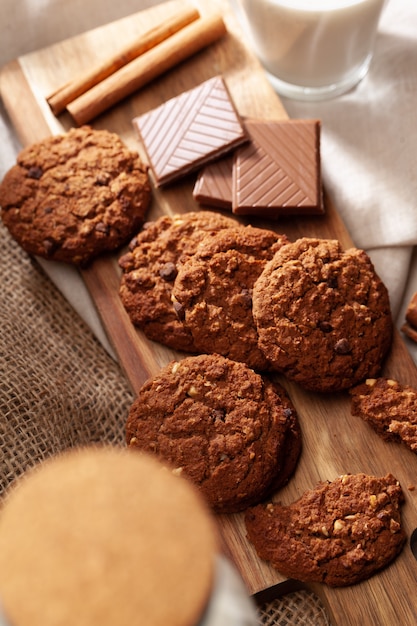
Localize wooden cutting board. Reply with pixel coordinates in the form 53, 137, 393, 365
1, 1, 417, 623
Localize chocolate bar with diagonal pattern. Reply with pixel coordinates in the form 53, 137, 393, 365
193, 154, 233, 209
232, 119, 324, 217
133, 75, 247, 186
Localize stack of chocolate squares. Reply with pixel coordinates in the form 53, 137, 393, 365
133, 74, 324, 219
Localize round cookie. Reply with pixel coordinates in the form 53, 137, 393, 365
119, 211, 238, 352
126, 354, 302, 513
252, 237, 393, 392
171, 226, 289, 371
0, 447, 219, 626
0, 126, 151, 265
350, 377, 417, 452
245, 472, 405, 587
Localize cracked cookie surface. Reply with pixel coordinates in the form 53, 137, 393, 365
172, 226, 289, 370
252, 237, 393, 392
119, 211, 238, 352
245, 472, 405, 587
0, 126, 151, 265
126, 353, 301, 513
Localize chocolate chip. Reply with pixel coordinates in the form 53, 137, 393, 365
118, 195, 131, 211
213, 409, 226, 422
95, 221, 109, 234
334, 338, 351, 354
42, 238, 58, 255
27, 166, 43, 180
327, 275, 339, 289
159, 262, 177, 282
173, 300, 185, 320
319, 321, 333, 333
240, 288, 252, 308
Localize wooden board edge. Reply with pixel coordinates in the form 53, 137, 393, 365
0, 60, 54, 144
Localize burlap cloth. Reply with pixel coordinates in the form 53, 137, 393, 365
0, 219, 331, 625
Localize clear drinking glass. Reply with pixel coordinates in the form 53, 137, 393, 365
232, 0, 387, 101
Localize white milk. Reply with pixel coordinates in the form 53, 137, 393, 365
234, 0, 386, 99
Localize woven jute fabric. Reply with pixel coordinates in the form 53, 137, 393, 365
0, 220, 134, 498
0, 220, 331, 625
257, 590, 331, 626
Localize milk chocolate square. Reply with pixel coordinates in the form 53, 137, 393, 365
192, 155, 233, 209
232, 119, 324, 217
133, 76, 247, 187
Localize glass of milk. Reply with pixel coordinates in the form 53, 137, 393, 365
232, 0, 387, 100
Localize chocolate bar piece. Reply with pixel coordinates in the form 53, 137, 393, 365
232, 119, 324, 217
133, 75, 247, 186
192, 155, 233, 209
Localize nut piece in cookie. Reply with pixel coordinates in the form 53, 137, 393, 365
0, 126, 151, 265
126, 354, 302, 513
350, 377, 417, 453
252, 237, 393, 392
172, 225, 289, 371
245, 473, 405, 587
118, 211, 238, 352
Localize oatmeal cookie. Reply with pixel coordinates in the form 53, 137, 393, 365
119, 211, 238, 352
171, 226, 289, 370
126, 354, 302, 513
245, 473, 405, 587
252, 237, 393, 392
0, 126, 151, 265
350, 377, 417, 453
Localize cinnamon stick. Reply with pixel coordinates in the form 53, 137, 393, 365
47, 5, 200, 115
67, 13, 227, 126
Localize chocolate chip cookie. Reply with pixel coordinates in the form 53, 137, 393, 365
118, 211, 238, 352
245, 473, 405, 587
350, 377, 417, 453
126, 353, 302, 513
0, 126, 151, 265
252, 237, 393, 392
171, 226, 289, 370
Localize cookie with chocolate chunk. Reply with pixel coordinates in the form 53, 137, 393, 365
252, 237, 393, 392
119, 211, 237, 352
126, 353, 302, 513
0, 126, 151, 265
172, 226, 289, 371
350, 377, 417, 453
245, 473, 405, 587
